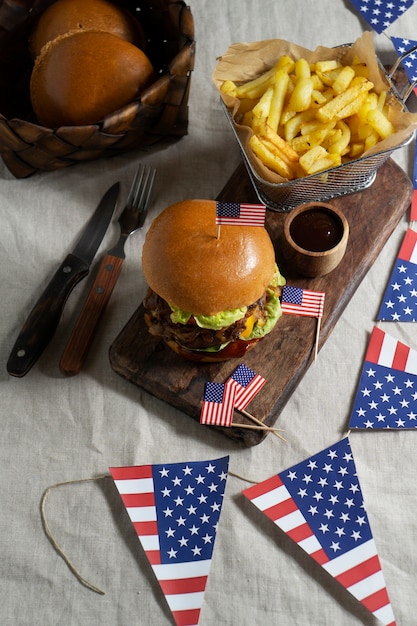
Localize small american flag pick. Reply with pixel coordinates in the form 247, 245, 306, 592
200, 381, 236, 427
110, 456, 229, 626
349, 325, 417, 429
242, 438, 396, 626
215, 201, 266, 227
349, 0, 415, 34
227, 363, 266, 411
377, 228, 417, 321
281, 285, 325, 319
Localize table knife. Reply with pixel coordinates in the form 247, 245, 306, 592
6, 182, 120, 377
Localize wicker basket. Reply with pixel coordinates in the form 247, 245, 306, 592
0, 0, 195, 178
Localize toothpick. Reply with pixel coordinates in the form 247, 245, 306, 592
238, 409, 286, 441
216, 223, 221, 239
314, 317, 321, 363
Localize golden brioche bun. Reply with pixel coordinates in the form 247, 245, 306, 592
30, 30, 154, 127
142, 199, 276, 316
30, 0, 145, 58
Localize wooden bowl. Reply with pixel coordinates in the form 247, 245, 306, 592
282, 201, 349, 277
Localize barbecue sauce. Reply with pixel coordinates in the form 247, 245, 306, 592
289, 207, 343, 252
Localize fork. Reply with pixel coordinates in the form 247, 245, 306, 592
59, 163, 157, 376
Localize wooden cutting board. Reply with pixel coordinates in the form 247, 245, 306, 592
109, 158, 413, 446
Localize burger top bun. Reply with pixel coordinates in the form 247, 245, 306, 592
30, 0, 145, 58
142, 199, 276, 316
30, 30, 155, 127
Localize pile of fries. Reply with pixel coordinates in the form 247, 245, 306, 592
221, 55, 396, 179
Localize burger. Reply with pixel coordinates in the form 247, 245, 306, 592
141, 199, 286, 362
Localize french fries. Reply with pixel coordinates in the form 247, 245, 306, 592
221, 54, 396, 179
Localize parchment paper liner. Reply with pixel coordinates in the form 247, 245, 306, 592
213, 32, 417, 184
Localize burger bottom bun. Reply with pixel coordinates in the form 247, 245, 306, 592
164, 337, 263, 363
30, 30, 154, 127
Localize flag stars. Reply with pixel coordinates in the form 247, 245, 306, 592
287, 470, 297, 481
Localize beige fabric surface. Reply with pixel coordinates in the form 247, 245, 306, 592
1, 1, 417, 625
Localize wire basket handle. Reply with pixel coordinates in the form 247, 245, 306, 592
388, 44, 417, 102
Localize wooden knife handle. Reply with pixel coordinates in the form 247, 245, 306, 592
7, 254, 89, 377
59, 254, 124, 376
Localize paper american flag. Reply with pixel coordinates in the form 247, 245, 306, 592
377, 228, 417, 321
227, 363, 266, 410
349, 0, 415, 34
281, 285, 325, 318
242, 437, 396, 626
349, 325, 417, 429
200, 381, 236, 427
110, 456, 229, 626
215, 201, 266, 227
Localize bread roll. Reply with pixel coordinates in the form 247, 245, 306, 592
30, 30, 154, 127
30, 0, 145, 58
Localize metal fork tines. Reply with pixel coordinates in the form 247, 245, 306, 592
109, 164, 157, 258
59, 163, 157, 376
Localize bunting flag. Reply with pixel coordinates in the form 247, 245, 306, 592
391, 36, 417, 89
412, 143, 417, 222
242, 437, 396, 626
215, 201, 266, 227
226, 363, 266, 410
348, 0, 415, 34
200, 381, 236, 427
349, 325, 417, 429
281, 285, 325, 318
110, 456, 229, 626
377, 228, 417, 321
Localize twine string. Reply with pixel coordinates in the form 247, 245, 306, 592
40, 474, 110, 595
40, 469, 261, 594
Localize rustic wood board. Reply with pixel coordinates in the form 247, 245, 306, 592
109, 158, 412, 446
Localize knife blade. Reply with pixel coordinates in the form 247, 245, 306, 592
6, 182, 120, 378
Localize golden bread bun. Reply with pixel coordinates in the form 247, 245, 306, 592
142, 199, 276, 316
30, 30, 154, 127
30, 0, 145, 58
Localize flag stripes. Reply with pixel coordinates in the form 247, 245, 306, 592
110, 458, 229, 626
281, 286, 325, 318
242, 438, 396, 626
227, 363, 266, 410
215, 201, 266, 226
398, 228, 417, 263
200, 381, 236, 427
366, 325, 417, 374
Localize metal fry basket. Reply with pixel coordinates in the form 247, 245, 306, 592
222, 52, 415, 212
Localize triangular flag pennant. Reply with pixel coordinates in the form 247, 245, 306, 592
377, 228, 417, 321
110, 456, 230, 626
349, 325, 417, 429
391, 37, 417, 88
349, 0, 415, 34
242, 437, 396, 626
